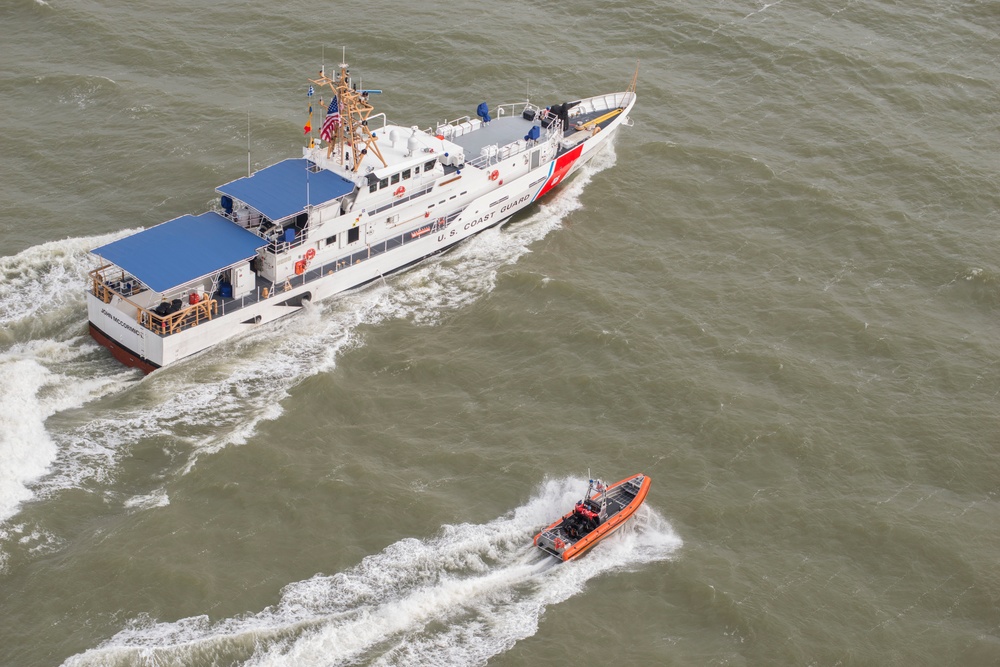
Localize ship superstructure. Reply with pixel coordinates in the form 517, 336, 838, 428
87, 58, 637, 372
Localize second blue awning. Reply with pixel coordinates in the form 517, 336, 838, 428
217, 159, 356, 222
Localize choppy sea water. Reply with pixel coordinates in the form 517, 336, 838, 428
1, 0, 999, 665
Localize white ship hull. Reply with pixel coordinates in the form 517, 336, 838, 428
87, 70, 635, 373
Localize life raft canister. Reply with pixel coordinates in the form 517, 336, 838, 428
294, 260, 306, 275
394, 185, 406, 197
489, 169, 500, 181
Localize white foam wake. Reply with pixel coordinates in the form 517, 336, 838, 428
45, 145, 620, 486
63, 475, 680, 667
0, 234, 139, 528
0, 145, 618, 556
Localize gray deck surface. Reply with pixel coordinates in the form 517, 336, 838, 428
449, 115, 539, 159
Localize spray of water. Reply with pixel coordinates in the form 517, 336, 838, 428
63, 474, 680, 667
0, 147, 618, 560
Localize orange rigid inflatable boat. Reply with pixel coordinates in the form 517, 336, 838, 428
534, 473, 650, 561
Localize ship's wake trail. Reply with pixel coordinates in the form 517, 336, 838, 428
0, 147, 617, 560
0, 233, 140, 530
63, 476, 681, 667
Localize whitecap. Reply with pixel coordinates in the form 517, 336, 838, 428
62, 476, 681, 667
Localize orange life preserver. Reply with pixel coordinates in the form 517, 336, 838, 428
489, 169, 499, 181
394, 186, 406, 197
294, 260, 306, 275
304, 248, 316, 261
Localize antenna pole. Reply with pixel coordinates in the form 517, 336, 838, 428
247, 110, 251, 177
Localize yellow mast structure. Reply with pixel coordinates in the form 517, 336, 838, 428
309, 57, 387, 172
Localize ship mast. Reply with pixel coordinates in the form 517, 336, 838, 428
309, 54, 387, 172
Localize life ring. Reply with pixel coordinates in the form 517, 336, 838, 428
394, 186, 406, 197
553, 538, 565, 550
294, 260, 306, 275
489, 169, 500, 181
304, 248, 316, 261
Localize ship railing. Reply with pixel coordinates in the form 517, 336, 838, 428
491, 101, 539, 120
432, 102, 540, 140
366, 112, 388, 132
465, 139, 528, 169
463, 118, 562, 170
131, 209, 465, 336
266, 233, 307, 255
207, 209, 466, 322
89, 264, 218, 337
368, 184, 435, 216
434, 116, 480, 139
89, 265, 146, 304
141, 299, 218, 336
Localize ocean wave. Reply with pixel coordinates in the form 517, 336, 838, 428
62, 475, 680, 667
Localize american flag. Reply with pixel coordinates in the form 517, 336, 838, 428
320, 96, 340, 142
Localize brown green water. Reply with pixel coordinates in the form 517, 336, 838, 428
1, 0, 998, 665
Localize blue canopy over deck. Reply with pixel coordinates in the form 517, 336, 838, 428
92, 212, 268, 293
216, 158, 356, 222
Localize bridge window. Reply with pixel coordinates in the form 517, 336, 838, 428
402, 168, 411, 179
379, 178, 388, 190
424, 159, 436, 171
391, 173, 400, 185
347, 227, 360, 244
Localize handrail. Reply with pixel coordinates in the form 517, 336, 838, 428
144, 299, 218, 335
366, 112, 388, 131
91, 207, 466, 340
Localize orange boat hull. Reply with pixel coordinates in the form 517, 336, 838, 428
534, 473, 650, 561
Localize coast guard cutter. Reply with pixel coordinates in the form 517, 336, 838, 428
87, 57, 637, 372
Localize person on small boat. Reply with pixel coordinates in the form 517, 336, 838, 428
559, 499, 600, 540
575, 500, 600, 530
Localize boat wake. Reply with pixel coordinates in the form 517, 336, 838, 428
0, 234, 140, 528
0, 147, 617, 562
62, 475, 680, 667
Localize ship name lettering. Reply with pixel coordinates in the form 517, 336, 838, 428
499, 194, 531, 214
463, 210, 496, 230
101, 308, 142, 338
